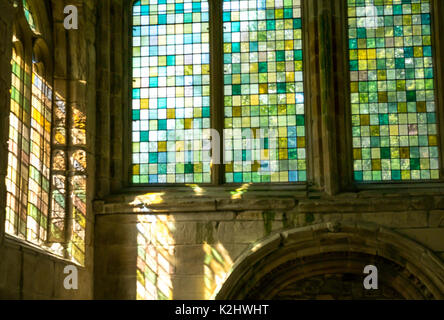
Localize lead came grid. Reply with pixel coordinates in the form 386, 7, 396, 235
132, 0, 211, 184
348, 0, 439, 181
223, 0, 306, 183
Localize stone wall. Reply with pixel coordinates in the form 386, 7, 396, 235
92, 0, 444, 300
94, 189, 444, 299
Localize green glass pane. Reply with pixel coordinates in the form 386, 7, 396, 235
223, 0, 306, 183
131, 0, 211, 184
348, 0, 439, 182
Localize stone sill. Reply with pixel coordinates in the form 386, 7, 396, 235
354, 181, 444, 190
95, 186, 444, 215
115, 184, 308, 196
2, 234, 85, 269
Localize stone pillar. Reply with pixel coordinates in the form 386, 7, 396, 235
95, 0, 112, 198
0, 0, 14, 248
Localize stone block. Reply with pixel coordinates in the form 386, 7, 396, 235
171, 275, 206, 300
172, 211, 235, 222
213, 221, 235, 244
410, 197, 434, 210
429, 211, 444, 228
95, 216, 138, 246
53, 262, 93, 300
172, 222, 198, 245
0, 245, 21, 296
104, 246, 138, 276
174, 245, 206, 276
232, 221, 267, 244
235, 210, 285, 221
149, 200, 217, 213
396, 228, 444, 252
360, 211, 428, 228
216, 198, 295, 211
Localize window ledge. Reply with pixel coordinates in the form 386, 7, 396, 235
95, 183, 444, 215
353, 181, 444, 191
2, 234, 84, 268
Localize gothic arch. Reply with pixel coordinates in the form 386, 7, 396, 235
214, 222, 444, 300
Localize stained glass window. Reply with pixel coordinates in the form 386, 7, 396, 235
27, 67, 52, 242
6, 44, 53, 244
223, 0, 306, 183
131, 0, 211, 184
23, 0, 36, 32
348, 0, 439, 181
5, 47, 26, 236
7, 5, 87, 264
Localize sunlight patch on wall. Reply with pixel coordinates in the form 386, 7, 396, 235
137, 215, 175, 300
203, 242, 233, 299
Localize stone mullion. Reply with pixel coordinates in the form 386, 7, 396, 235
432, 0, 444, 179
20, 23, 34, 238
304, 0, 322, 191
122, 0, 131, 188
110, 0, 124, 192
331, 0, 353, 191
210, 0, 224, 185
95, 0, 112, 198
65, 0, 94, 264
48, 1, 68, 252
65, 24, 74, 259
317, 0, 339, 195
305, 0, 348, 195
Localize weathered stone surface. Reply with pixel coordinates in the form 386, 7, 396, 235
95, 217, 139, 246
235, 211, 285, 221
172, 275, 206, 300
217, 199, 296, 211
172, 211, 235, 222
173, 222, 199, 245
429, 211, 444, 228
174, 245, 206, 276
361, 211, 429, 228
0, 245, 21, 297
396, 228, 444, 252
298, 199, 412, 213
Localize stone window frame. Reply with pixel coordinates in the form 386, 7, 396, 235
338, 0, 444, 192
3, 0, 76, 262
112, 0, 444, 196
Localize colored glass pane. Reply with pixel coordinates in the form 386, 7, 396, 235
132, 0, 211, 184
27, 68, 52, 242
23, 0, 37, 32
348, 0, 439, 181
223, 0, 306, 183
5, 48, 25, 236
5, 46, 54, 245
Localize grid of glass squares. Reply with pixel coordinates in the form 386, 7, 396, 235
223, 0, 306, 183
6, 47, 26, 236
23, 0, 36, 32
27, 68, 52, 242
132, 0, 211, 184
348, 0, 439, 181
6, 47, 53, 244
